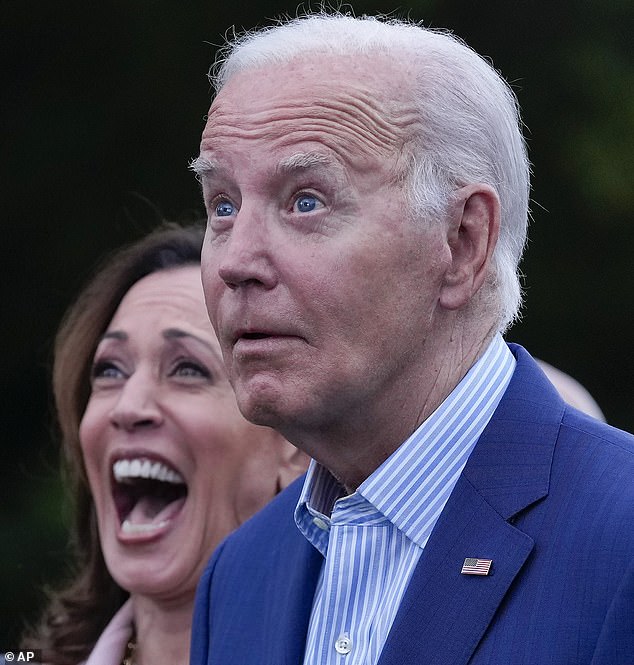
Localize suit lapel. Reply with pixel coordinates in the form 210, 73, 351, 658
378, 478, 533, 665
378, 345, 563, 665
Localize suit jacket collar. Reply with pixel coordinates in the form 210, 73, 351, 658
376, 344, 563, 665
461, 343, 564, 519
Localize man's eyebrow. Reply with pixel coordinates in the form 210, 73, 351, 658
276, 152, 334, 174
190, 152, 334, 180
189, 155, 219, 180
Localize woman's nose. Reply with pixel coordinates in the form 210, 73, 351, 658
108, 372, 163, 431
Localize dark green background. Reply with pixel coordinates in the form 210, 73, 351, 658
2, 0, 632, 648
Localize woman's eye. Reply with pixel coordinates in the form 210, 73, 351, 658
214, 199, 236, 217
91, 361, 125, 381
293, 194, 323, 213
172, 361, 211, 379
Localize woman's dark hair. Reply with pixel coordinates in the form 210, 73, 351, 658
22, 222, 205, 665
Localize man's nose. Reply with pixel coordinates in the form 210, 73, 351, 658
214, 208, 277, 290
109, 372, 163, 431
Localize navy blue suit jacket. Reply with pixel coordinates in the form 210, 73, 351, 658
191, 345, 634, 664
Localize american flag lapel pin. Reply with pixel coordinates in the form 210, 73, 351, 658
461, 557, 493, 576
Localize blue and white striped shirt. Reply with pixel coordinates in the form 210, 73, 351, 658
295, 334, 515, 665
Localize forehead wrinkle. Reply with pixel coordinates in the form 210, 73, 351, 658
207, 88, 419, 160
203, 120, 408, 189
321, 90, 419, 153
206, 115, 396, 166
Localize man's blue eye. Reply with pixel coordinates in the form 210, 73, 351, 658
215, 201, 235, 217
295, 195, 319, 213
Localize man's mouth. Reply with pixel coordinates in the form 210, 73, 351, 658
111, 457, 187, 537
232, 327, 302, 348
239, 332, 272, 340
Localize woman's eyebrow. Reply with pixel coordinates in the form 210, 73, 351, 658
162, 328, 217, 354
99, 330, 127, 342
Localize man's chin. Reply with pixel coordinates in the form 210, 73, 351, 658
234, 382, 287, 428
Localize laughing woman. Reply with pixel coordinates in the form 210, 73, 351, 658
23, 224, 306, 665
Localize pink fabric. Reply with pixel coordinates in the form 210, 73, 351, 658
80, 600, 134, 665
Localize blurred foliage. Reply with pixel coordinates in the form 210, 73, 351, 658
1, 0, 632, 649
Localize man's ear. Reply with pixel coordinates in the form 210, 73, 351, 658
439, 184, 500, 311
276, 440, 310, 492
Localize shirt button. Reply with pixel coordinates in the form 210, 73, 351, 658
313, 516, 330, 531
334, 633, 352, 655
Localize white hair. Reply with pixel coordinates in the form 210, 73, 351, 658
210, 12, 530, 331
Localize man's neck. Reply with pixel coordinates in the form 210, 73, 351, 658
290, 323, 498, 492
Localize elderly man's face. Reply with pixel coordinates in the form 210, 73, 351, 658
198, 55, 451, 440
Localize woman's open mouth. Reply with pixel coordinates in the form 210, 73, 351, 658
111, 457, 188, 538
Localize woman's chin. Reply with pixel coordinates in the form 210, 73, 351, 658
108, 549, 198, 602
101, 510, 200, 599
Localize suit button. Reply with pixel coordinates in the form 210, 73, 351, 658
334, 633, 352, 655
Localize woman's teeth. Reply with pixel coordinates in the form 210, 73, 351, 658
121, 519, 169, 534
113, 458, 184, 484
112, 457, 188, 535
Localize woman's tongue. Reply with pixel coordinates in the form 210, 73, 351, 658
125, 494, 186, 528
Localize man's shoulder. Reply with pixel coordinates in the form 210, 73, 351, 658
561, 404, 634, 448
554, 406, 634, 488
505, 345, 632, 448
475, 344, 634, 515
512, 343, 634, 474
538, 407, 634, 563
